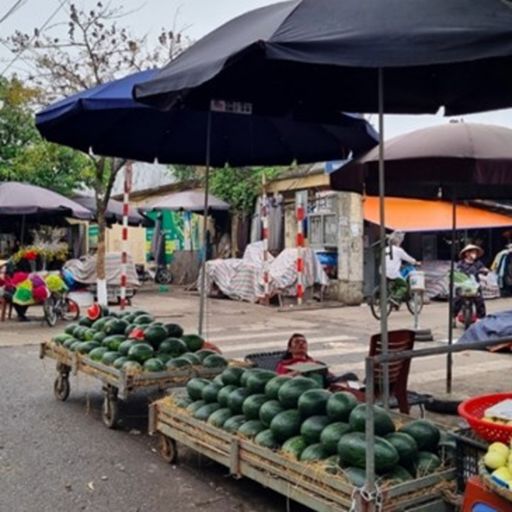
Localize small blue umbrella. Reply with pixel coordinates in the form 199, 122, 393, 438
36, 69, 378, 167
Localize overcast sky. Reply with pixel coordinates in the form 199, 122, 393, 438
1, 0, 511, 139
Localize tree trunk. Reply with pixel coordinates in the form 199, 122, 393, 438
96, 201, 108, 305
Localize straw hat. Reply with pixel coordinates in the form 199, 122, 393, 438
459, 244, 484, 259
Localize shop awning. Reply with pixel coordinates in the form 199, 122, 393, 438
363, 197, 512, 232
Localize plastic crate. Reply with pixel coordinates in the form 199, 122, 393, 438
452, 427, 489, 493
244, 350, 285, 371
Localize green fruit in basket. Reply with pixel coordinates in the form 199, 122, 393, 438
484, 450, 507, 470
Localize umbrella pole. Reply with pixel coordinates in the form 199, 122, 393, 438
120, 161, 132, 310
377, 67, 390, 409
447, 194, 457, 394
198, 111, 212, 336
20, 215, 26, 245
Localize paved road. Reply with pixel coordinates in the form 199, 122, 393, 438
2, 287, 511, 511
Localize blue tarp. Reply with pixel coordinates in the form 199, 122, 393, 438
457, 310, 512, 346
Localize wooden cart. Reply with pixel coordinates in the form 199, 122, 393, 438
40, 341, 223, 428
149, 398, 456, 512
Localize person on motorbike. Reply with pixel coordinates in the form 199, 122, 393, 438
453, 244, 489, 326
384, 231, 420, 307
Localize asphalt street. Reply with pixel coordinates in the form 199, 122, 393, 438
1, 286, 511, 511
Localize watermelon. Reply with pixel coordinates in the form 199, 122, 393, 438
202, 354, 228, 368
143, 358, 165, 372
259, 400, 285, 427
281, 435, 308, 460
270, 410, 302, 442
166, 357, 192, 369
124, 323, 138, 337
88, 347, 108, 361
238, 420, 265, 438
213, 375, 224, 386
104, 319, 128, 335
278, 377, 320, 409
399, 420, 440, 452
118, 339, 135, 356
63, 338, 77, 349
122, 360, 143, 373
342, 467, 367, 487
83, 328, 97, 341
87, 303, 108, 321
264, 375, 291, 399
207, 408, 233, 428
180, 353, 201, 365
320, 422, 352, 455
52, 334, 72, 345
218, 385, 239, 407
134, 314, 153, 325
113, 356, 129, 369
76, 341, 100, 354
300, 415, 331, 445
78, 316, 93, 327
349, 404, 395, 437
337, 432, 399, 473
298, 389, 332, 417
158, 337, 187, 356
242, 394, 268, 420
165, 323, 184, 338
64, 323, 78, 335
227, 388, 252, 414
181, 334, 204, 352
128, 343, 154, 363
246, 370, 277, 394
201, 383, 223, 403
414, 452, 442, 476
195, 349, 217, 362
69, 340, 82, 351
101, 351, 121, 366
240, 368, 268, 387
326, 392, 359, 422
384, 465, 414, 483
93, 331, 107, 343
187, 378, 212, 400
194, 403, 222, 421
254, 429, 280, 449
157, 353, 173, 364
222, 415, 246, 433
300, 443, 330, 462
186, 400, 206, 414
221, 367, 244, 386
385, 432, 419, 466
144, 325, 168, 348
102, 335, 125, 351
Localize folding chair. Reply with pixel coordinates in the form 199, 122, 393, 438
332, 329, 430, 415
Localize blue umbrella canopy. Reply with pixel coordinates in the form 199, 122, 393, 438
36, 69, 378, 166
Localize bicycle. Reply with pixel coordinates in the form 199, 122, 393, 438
369, 265, 424, 320
43, 290, 80, 327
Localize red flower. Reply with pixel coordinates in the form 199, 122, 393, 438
23, 250, 38, 261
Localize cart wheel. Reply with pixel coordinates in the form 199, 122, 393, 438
102, 394, 119, 429
44, 297, 58, 327
54, 374, 70, 401
159, 434, 177, 464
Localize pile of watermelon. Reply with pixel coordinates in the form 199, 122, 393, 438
177, 368, 447, 485
50, 308, 228, 374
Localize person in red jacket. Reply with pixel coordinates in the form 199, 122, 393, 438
275, 333, 358, 386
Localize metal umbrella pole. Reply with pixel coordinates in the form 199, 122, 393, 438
447, 193, 457, 394
198, 110, 212, 336
377, 68, 390, 409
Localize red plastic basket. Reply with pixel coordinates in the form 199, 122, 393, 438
458, 392, 512, 443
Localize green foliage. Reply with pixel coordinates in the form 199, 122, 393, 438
172, 165, 283, 214
0, 77, 93, 194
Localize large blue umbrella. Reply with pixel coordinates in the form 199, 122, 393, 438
36, 69, 378, 166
